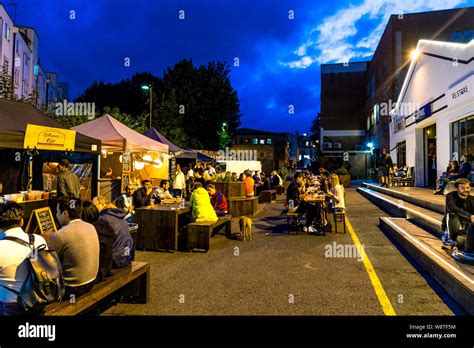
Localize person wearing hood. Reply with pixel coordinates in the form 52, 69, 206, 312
189, 182, 218, 223
92, 196, 133, 268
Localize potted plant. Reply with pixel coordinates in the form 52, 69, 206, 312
336, 162, 351, 188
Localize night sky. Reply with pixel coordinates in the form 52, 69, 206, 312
11, 0, 474, 133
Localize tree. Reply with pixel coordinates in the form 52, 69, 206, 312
75, 60, 242, 150
0, 62, 17, 101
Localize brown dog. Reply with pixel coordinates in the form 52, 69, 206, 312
239, 216, 252, 241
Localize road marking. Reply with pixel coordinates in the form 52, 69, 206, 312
345, 216, 397, 316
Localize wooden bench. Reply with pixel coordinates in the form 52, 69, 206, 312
44, 261, 150, 316
276, 186, 285, 195
333, 211, 346, 234
228, 196, 259, 217
187, 215, 232, 252
259, 190, 276, 203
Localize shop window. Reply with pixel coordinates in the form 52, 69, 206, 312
252, 138, 258, 145
452, 116, 474, 163
397, 141, 406, 167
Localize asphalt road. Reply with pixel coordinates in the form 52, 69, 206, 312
103, 188, 462, 316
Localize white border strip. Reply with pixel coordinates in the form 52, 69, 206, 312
383, 218, 474, 286
360, 187, 441, 225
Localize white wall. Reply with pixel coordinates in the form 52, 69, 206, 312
0, 5, 14, 75
390, 39, 474, 187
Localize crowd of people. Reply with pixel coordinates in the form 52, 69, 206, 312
0, 194, 134, 315
286, 169, 345, 234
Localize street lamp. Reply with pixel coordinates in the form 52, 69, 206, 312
141, 85, 152, 129
222, 122, 227, 132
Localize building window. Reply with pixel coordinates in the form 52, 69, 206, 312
3, 23, 8, 40
452, 116, 474, 163
260, 152, 264, 158
252, 138, 258, 145
397, 141, 406, 167
267, 152, 272, 159
267, 138, 272, 144
259, 139, 265, 145
15, 38, 19, 54
244, 138, 250, 144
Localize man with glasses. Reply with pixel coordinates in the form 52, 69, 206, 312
441, 178, 474, 263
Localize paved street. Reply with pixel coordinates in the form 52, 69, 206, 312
104, 188, 463, 316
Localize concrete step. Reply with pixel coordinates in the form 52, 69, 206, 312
362, 182, 445, 214
380, 217, 474, 315
357, 187, 443, 237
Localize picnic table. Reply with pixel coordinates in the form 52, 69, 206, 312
135, 202, 190, 251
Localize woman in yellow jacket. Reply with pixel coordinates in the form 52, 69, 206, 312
189, 183, 218, 223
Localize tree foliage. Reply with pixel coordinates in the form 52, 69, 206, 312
76, 59, 241, 150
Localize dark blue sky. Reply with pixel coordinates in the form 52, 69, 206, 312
11, 0, 473, 133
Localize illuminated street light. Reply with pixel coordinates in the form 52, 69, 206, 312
367, 142, 374, 149
141, 85, 153, 129
410, 49, 421, 60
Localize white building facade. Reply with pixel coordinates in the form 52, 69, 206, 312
0, 4, 67, 109
390, 39, 474, 187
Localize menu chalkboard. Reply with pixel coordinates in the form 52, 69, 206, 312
25, 207, 57, 235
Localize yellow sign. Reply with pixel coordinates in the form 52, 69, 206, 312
24, 124, 76, 151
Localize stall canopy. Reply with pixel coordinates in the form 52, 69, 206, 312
0, 99, 101, 153
144, 127, 196, 159
73, 115, 168, 153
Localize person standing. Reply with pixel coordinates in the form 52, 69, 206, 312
378, 149, 393, 187
56, 159, 81, 198
173, 165, 186, 198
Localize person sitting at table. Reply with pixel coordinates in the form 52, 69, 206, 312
243, 171, 255, 197
153, 180, 176, 202
238, 173, 245, 182
133, 180, 153, 208
326, 175, 345, 212
81, 201, 114, 281
206, 184, 228, 216
252, 171, 259, 182
232, 172, 238, 182
319, 170, 331, 194
270, 170, 283, 190
194, 169, 208, 187
286, 172, 319, 233
190, 182, 218, 223
114, 185, 135, 222
92, 196, 133, 269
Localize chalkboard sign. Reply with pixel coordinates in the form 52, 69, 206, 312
25, 207, 57, 235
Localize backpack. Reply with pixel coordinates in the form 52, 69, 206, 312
1, 234, 65, 311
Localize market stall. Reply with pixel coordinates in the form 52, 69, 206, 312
144, 127, 196, 181
0, 99, 101, 223
73, 115, 169, 202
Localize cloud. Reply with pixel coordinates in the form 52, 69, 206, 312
285, 0, 471, 67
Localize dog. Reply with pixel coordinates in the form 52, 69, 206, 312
239, 216, 253, 241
